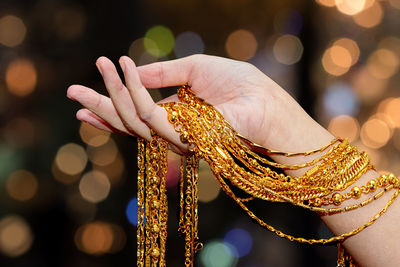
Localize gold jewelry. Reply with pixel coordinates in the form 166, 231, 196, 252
136, 85, 400, 266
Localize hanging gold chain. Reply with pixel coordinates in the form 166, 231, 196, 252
136, 85, 400, 267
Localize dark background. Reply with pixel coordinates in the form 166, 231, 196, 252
0, 0, 400, 266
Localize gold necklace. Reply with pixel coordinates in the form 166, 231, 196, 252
136, 85, 400, 267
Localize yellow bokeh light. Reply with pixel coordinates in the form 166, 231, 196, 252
328, 115, 360, 142
360, 118, 391, 149
316, 0, 336, 7
144, 25, 175, 57
93, 153, 125, 186
55, 143, 88, 176
198, 161, 220, 203
79, 170, 111, 203
333, 38, 360, 65
0, 15, 26, 47
383, 98, 400, 128
330, 46, 352, 68
79, 122, 110, 147
87, 138, 118, 166
6, 170, 38, 201
273, 35, 303, 65
0, 215, 33, 257
367, 49, 399, 79
6, 58, 37, 97
335, 0, 366, 15
351, 67, 387, 103
353, 1, 383, 28
225, 29, 258, 61
322, 46, 351, 76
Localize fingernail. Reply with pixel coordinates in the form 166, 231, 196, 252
96, 62, 104, 75
119, 59, 126, 72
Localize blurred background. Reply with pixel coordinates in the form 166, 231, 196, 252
0, 0, 399, 266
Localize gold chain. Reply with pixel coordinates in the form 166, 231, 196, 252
136, 85, 400, 266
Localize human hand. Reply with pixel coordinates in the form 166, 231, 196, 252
67, 54, 333, 155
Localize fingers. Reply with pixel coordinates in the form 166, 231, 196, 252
119, 56, 187, 151
96, 57, 151, 140
67, 84, 128, 133
76, 109, 128, 135
136, 55, 196, 88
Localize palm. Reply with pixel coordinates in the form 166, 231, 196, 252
164, 56, 283, 148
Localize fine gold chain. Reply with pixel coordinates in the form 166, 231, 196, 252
136, 85, 400, 266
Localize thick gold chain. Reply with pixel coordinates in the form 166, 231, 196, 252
136, 85, 400, 266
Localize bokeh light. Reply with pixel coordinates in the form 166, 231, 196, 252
93, 153, 125, 186
381, 98, 400, 128
198, 160, 220, 203
87, 138, 118, 166
379, 36, 400, 59
323, 82, 359, 117
335, 0, 366, 15
55, 143, 88, 176
6, 58, 37, 97
128, 38, 158, 65
328, 115, 360, 142
316, 0, 336, 7
199, 240, 238, 267
75, 221, 126, 255
333, 38, 360, 65
53, 5, 86, 40
225, 29, 258, 61
125, 197, 138, 226
52, 161, 81, 185
144, 25, 175, 57
360, 117, 391, 149
224, 228, 253, 257
6, 170, 38, 201
79, 122, 110, 147
174, 31, 205, 58
322, 45, 352, 76
0, 215, 33, 257
353, 1, 383, 28
0, 15, 26, 47
273, 34, 303, 65
79, 170, 111, 203
351, 67, 388, 103
366, 49, 399, 79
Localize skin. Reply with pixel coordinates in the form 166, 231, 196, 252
67, 54, 400, 266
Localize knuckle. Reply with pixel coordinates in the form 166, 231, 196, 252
138, 104, 157, 123
94, 95, 103, 109
158, 62, 165, 87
